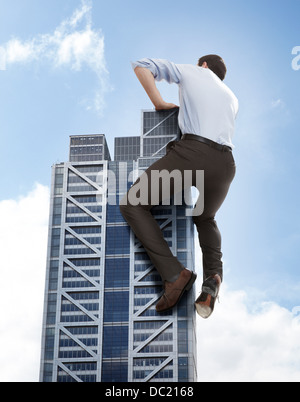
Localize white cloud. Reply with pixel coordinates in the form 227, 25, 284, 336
5, 38, 36, 64
0, 0, 109, 114
194, 241, 300, 382
196, 285, 300, 382
0, 184, 50, 382
271, 98, 285, 109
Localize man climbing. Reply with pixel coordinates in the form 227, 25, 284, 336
120, 55, 238, 318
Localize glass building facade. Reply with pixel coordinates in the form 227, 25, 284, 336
40, 109, 197, 382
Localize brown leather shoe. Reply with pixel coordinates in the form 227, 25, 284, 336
195, 274, 221, 319
156, 269, 197, 313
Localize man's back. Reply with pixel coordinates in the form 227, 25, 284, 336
132, 58, 238, 148
177, 64, 239, 147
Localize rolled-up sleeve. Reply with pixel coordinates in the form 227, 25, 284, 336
131, 58, 181, 84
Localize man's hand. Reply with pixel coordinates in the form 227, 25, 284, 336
155, 102, 179, 111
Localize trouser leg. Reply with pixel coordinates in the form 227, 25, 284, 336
192, 149, 236, 281
194, 216, 223, 281
120, 146, 187, 282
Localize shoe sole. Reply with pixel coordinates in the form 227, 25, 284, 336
156, 272, 197, 313
195, 294, 213, 319
195, 284, 220, 319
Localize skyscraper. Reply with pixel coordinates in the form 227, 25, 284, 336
40, 109, 197, 382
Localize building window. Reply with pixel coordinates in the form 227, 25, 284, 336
101, 362, 128, 382
54, 168, 64, 195
178, 320, 188, 353
51, 228, 61, 258
106, 196, 127, 224
105, 226, 130, 255
52, 197, 62, 225
49, 260, 59, 291
178, 357, 189, 382
103, 291, 129, 322
44, 328, 55, 360
102, 326, 128, 358
42, 363, 53, 382
46, 294, 57, 325
104, 258, 129, 288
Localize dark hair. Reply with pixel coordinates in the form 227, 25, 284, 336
198, 54, 227, 81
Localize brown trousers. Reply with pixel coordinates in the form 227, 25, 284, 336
120, 137, 236, 283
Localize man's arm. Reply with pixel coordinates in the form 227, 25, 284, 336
134, 67, 179, 111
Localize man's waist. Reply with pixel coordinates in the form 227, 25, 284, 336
181, 134, 232, 152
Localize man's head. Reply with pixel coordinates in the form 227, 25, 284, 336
198, 54, 227, 81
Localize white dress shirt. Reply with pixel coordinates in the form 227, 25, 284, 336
132, 58, 239, 149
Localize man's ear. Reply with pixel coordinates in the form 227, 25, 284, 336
202, 61, 208, 68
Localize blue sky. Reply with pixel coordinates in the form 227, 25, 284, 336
0, 0, 300, 381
